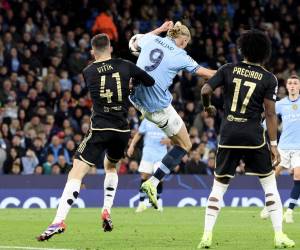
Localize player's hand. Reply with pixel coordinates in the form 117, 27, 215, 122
204, 105, 217, 117
270, 145, 281, 167
127, 145, 135, 157
159, 21, 174, 32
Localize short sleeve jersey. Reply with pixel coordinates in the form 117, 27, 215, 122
130, 33, 201, 112
83, 58, 154, 131
208, 62, 278, 148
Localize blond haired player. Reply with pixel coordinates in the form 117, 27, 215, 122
129, 21, 215, 208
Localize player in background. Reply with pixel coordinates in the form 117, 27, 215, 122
260, 75, 300, 223
198, 30, 295, 248
129, 21, 216, 208
37, 34, 154, 241
127, 119, 171, 212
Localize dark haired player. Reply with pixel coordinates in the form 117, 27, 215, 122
37, 34, 154, 241
198, 30, 295, 248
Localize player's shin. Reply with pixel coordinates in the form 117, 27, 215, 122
149, 145, 187, 187
103, 171, 118, 213
52, 160, 89, 224
203, 179, 229, 233
52, 179, 81, 224
259, 173, 283, 233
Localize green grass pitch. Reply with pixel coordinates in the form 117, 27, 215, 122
0, 208, 298, 250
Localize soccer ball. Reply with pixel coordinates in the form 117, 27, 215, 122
129, 34, 143, 57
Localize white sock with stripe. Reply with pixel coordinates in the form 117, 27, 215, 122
204, 179, 228, 233
259, 173, 283, 233
53, 179, 81, 224
103, 172, 118, 213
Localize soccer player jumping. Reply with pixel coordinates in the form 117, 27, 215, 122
37, 34, 154, 241
198, 30, 295, 248
129, 21, 216, 208
260, 75, 300, 223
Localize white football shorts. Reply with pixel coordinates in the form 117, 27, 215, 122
139, 160, 160, 174
133, 104, 183, 137
278, 149, 300, 169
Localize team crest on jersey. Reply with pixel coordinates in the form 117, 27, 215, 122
292, 104, 298, 110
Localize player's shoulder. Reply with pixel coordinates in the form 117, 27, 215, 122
264, 73, 278, 90
217, 62, 233, 72
263, 70, 277, 83
221, 62, 233, 69
82, 62, 94, 74
116, 58, 134, 65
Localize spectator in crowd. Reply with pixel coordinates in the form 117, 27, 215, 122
51, 163, 61, 175
34, 165, 44, 175
21, 149, 39, 174
92, 10, 118, 42
46, 135, 70, 164
128, 160, 139, 174
10, 158, 22, 175
185, 149, 208, 174
43, 154, 55, 175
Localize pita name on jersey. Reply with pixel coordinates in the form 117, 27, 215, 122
129, 34, 143, 57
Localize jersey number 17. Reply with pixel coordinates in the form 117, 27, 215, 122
231, 77, 257, 114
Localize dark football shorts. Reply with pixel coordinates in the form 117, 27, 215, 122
75, 130, 130, 166
215, 144, 273, 178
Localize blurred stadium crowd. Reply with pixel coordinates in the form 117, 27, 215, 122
0, 0, 299, 175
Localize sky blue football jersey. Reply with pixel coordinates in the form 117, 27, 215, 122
130, 33, 200, 112
276, 96, 300, 150
139, 119, 167, 163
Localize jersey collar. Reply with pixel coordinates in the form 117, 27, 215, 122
166, 36, 176, 45
242, 60, 269, 72
242, 60, 261, 67
288, 95, 300, 102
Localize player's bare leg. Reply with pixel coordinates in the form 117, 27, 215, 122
37, 159, 90, 241
198, 177, 230, 248
260, 166, 282, 219
101, 155, 119, 232
284, 166, 300, 223
259, 173, 295, 248
143, 124, 191, 208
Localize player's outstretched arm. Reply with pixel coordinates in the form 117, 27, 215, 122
130, 21, 174, 51
196, 67, 216, 80
264, 98, 281, 166
127, 132, 142, 157
149, 21, 174, 35
128, 61, 155, 86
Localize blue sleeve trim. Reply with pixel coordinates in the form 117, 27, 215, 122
191, 65, 202, 74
